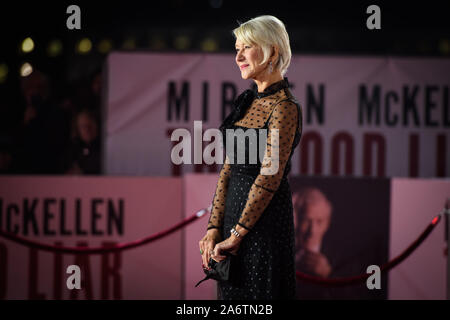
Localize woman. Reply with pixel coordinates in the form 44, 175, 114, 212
198, 15, 303, 299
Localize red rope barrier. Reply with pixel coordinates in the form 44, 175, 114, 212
0, 207, 210, 255
0, 204, 445, 286
296, 211, 445, 287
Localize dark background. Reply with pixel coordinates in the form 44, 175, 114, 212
2, 0, 449, 102
2, 1, 449, 74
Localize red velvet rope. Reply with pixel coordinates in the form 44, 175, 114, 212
296, 211, 444, 287
0, 206, 445, 287
0, 207, 210, 254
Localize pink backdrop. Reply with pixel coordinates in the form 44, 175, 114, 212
182, 174, 450, 299
1, 175, 449, 299
182, 173, 218, 299
105, 52, 450, 178
389, 178, 450, 299
0, 176, 183, 299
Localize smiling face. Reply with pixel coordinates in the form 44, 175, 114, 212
235, 39, 266, 80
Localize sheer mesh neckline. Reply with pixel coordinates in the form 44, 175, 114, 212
254, 77, 289, 99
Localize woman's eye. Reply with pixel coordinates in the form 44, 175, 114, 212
235, 46, 250, 52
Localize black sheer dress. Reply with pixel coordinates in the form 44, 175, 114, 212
207, 78, 303, 299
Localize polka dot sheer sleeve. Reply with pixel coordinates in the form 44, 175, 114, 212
207, 155, 232, 231
236, 100, 299, 231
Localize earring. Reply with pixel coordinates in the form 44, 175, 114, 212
268, 61, 273, 74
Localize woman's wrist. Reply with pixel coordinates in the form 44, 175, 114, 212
232, 224, 249, 239
234, 224, 249, 238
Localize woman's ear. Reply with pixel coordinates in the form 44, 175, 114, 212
270, 46, 279, 59
270, 46, 280, 66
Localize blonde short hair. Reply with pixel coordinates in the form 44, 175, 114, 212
233, 15, 292, 77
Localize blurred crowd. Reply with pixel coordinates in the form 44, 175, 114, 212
0, 69, 102, 175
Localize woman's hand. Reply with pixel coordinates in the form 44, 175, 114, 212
199, 229, 222, 270
211, 234, 242, 262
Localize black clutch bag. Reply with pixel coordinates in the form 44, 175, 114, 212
195, 251, 240, 287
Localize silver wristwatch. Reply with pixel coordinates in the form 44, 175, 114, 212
230, 227, 241, 237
